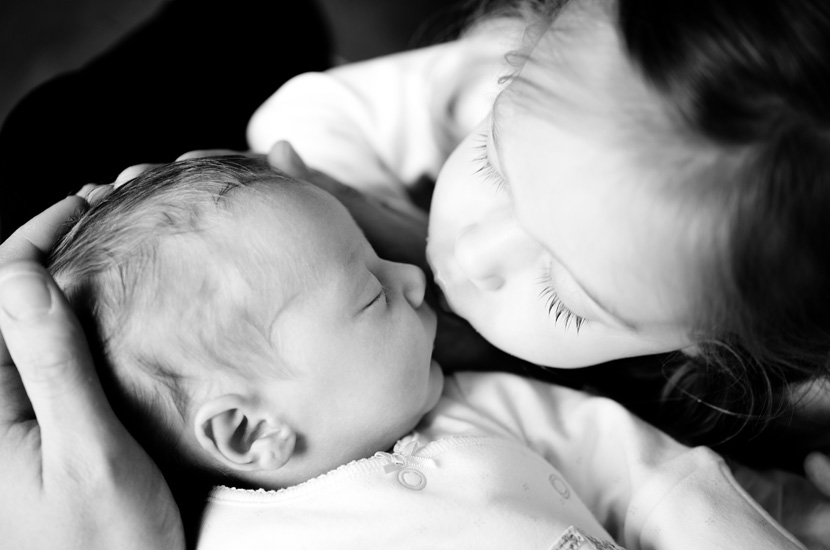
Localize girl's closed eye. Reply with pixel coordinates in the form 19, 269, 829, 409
473, 131, 508, 192
538, 265, 586, 333
473, 132, 583, 333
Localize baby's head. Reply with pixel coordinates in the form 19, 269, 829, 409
49, 156, 441, 489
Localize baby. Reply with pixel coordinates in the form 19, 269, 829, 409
48, 156, 806, 550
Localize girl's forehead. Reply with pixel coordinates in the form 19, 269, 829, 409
513, 8, 675, 148
495, 78, 714, 328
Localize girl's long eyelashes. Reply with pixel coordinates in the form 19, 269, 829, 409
537, 268, 586, 333
474, 132, 584, 332
473, 132, 508, 191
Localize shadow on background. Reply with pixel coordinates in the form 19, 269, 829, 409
0, 0, 476, 240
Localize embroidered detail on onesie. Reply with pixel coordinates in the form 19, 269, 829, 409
548, 526, 626, 550
375, 440, 430, 491
548, 473, 571, 498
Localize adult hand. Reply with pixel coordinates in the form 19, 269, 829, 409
0, 198, 184, 550
731, 459, 830, 550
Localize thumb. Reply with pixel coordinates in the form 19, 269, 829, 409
804, 451, 830, 498
0, 196, 86, 264
268, 140, 311, 179
0, 262, 117, 460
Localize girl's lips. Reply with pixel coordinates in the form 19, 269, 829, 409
427, 240, 471, 315
429, 254, 462, 313
431, 276, 454, 314
427, 243, 457, 288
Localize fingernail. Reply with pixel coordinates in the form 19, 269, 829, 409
71, 183, 99, 199
0, 273, 53, 321
86, 185, 114, 205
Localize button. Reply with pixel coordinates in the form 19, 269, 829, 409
397, 468, 427, 491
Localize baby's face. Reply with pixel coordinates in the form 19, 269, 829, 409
238, 181, 442, 476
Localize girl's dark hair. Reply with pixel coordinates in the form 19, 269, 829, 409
613, 0, 830, 463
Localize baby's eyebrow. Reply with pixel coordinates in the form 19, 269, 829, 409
344, 246, 361, 269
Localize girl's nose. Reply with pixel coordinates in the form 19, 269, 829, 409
454, 210, 539, 291
394, 261, 427, 308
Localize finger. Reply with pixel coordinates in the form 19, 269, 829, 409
114, 163, 158, 187
73, 183, 101, 199
0, 298, 35, 425
0, 263, 116, 455
268, 141, 311, 179
74, 183, 115, 205
0, 196, 86, 265
804, 452, 830, 497
0, 357, 34, 425
86, 185, 115, 205
176, 149, 247, 161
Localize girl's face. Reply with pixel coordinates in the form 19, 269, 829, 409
427, 15, 709, 368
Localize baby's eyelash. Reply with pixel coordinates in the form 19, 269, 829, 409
473, 132, 508, 191
537, 267, 586, 333
367, 278, 388, 309
377, 282, 389, 305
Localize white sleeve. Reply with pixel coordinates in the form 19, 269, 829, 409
246, 20, 523, 202
448, 372, 807, 550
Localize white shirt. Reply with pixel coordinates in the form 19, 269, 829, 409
247, 21, 522, 199
197, 372, 804, 550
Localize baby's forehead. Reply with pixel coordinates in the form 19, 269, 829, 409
218, 178, 365, 286
229, 176, 322, 220
142, 180, 371, 369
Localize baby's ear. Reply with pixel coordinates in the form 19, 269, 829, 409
193, 395, 295, 472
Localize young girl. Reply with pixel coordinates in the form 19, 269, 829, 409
247, 0, 830, 474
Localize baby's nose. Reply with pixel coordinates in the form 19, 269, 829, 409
397, 262, 427, 308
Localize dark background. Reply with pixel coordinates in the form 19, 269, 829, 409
0, 0, 470, 239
